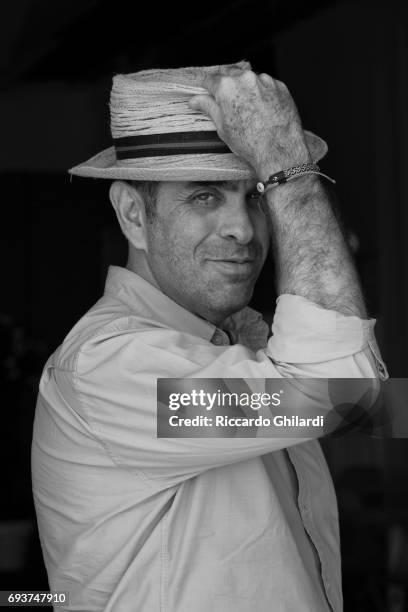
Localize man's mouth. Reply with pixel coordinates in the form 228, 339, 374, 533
208, 255, 256, 264
208, 259, 256, 278
217, 258, 255, 264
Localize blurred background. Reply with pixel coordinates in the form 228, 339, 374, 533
1, 0, 408, 609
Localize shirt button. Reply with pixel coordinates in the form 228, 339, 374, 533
212, 330, 229, 346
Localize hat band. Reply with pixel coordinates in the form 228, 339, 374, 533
113, 131, 231, 159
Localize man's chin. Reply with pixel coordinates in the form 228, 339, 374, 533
208, 287, 254, 319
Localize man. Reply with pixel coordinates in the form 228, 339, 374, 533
32, 63, 387, 611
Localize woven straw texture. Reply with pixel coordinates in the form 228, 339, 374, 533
69, 63, 328, 181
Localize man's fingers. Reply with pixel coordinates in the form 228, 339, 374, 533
258, 72, 274, 87
202, 68, 267, 99
189, 94, 222, 126
200, 63, 247, 96
199, 61, 245, 88
218, 62, 248, 76
200, 72, 223, 96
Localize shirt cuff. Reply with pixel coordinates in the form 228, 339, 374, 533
268, 294, 386, 372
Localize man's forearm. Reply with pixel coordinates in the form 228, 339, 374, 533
264, 175, 367, 318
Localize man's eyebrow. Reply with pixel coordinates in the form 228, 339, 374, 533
181, 181, 246, 193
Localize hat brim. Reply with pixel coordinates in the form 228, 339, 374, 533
69, 130, 328, 181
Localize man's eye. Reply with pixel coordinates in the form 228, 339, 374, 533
192, 192, 217, 204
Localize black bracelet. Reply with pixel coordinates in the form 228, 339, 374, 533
256, 162, 336, 194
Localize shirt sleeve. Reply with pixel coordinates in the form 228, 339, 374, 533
69, 295, 387, 489
268, 294, 388, 379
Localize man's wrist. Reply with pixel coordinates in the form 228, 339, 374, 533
255, 153, 313, 184
262, 173, 322, 202
253, 129, 312, 182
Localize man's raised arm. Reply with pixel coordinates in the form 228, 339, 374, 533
189, 68, 366, 318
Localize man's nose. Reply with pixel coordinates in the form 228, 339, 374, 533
217, 199, 255, 244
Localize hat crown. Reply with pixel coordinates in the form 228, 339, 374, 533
110, 62, 251, 139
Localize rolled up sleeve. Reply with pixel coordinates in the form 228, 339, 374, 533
267, 294, 389, 380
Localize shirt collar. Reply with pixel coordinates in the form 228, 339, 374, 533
103, 265, 269, 349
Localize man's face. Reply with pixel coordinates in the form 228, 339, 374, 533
143, 180, 270, 325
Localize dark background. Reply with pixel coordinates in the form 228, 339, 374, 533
1, 0, 408, 610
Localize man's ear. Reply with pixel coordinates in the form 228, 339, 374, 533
109, 180, 149, 252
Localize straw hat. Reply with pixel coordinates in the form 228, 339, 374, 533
69, 62, 328, 181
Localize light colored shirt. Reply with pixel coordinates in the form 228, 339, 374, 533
32, 266, 387, 612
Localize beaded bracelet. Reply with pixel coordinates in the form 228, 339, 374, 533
256, 162, 336, 194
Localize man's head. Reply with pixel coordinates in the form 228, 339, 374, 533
110, 179, 269, 325
70, 63, 326, 324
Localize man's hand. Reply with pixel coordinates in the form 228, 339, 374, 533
189, 67, 311, 180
